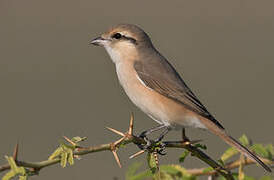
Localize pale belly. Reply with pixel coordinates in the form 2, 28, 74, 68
115, 63, 207, 129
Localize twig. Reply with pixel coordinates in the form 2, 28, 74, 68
186, 157, 274, 176
0, 114, 272, 179
164, 141, 233, 179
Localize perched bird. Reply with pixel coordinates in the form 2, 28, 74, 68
91, 24, 271, 172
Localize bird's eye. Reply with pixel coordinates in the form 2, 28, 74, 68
112, 33, 122, 39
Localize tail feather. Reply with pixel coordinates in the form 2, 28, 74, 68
202, 119, 272, 172
224, 134, 271, 172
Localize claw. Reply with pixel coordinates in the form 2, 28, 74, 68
137, 135, 152, 150
157, 150, 166, 156
136, 134, 167, 156
139, 131, 147, 139
156, 142, 167, 155
157, 148, 166, 155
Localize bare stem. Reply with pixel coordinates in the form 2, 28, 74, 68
0, 115, 272, 179
186, 157, 273, 176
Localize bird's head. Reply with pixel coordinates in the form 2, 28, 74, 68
90, 24, 153, 63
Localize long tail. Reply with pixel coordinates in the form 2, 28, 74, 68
202, 118, 272, 172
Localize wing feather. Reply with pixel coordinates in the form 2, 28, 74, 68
134, 60, 224, 129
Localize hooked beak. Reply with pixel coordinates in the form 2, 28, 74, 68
90, 36, 108, 46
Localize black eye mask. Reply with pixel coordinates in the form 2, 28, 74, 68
112, 33, 137, 45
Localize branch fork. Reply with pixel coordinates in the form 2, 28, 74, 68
0, 113, 273, 180
106, 113, 135, 168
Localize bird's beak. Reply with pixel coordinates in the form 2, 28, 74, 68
90, 37, 107, 46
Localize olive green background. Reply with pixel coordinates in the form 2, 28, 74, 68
0, 0, 273, 179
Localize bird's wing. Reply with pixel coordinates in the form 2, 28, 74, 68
134, 59, 224, 129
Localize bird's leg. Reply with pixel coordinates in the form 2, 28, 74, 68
139, 124, 167, 138
155, 126, 171, 142
137, 124, 167, 151
182, 128, 190, 142
154, 126, 171, 155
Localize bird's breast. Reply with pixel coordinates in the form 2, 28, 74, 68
115, 62, 205, 129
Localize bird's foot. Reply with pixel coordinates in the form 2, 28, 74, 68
137, 132, 151, 150
155, 142, 166, 155
137, 133, 167, 155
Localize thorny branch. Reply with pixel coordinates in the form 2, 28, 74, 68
186, 157, 273, 176
0, 114, 273, 179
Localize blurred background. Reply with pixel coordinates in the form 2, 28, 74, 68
0, 0, 273, 179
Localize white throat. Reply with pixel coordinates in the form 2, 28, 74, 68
103, 41, 137, 64
104, 45, 122, 64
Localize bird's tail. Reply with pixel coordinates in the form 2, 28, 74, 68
201, 118, 272, 172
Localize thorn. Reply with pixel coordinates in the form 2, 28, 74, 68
112, 150, 122, 168
106, 127, 125, 137
63, 136, 76, 146
182, 128, 190, 141
13, 142, 19, 161
114, 137, 126, 146
129, 150, 145, 159
128, 113, 134, 135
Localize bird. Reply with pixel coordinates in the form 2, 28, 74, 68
90, 23, 271, 172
